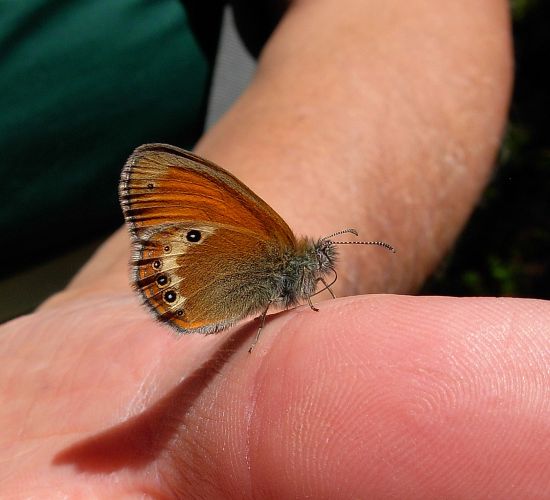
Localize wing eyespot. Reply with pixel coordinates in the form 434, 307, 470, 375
156, 275, 169, 287
164, 290, 177, 303
186, 230, 202, 243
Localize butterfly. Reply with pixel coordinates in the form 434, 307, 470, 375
119, 144, 395, 350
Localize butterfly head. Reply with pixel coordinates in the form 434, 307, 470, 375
313, 237, 338, 273
313, 227, 396, 281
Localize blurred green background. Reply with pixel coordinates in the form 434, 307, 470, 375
423, 0, 549, 299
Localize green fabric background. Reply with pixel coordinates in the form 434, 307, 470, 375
0, 0, 214, 279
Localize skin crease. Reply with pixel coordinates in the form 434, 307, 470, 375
3, 0, 548, 498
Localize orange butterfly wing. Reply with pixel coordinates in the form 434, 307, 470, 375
119, 144, 297, 334
120, 144, 295, 245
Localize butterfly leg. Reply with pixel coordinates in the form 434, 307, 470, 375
307, 274, 338, 310
307, 295, 320, 312
248, 302, 272, 353
317, 277, 336, 299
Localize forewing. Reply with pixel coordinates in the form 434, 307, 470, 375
119, 143, 296, 248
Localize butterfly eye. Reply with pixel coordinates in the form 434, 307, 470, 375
186, 230, 202, 243
164, 290, 177, 303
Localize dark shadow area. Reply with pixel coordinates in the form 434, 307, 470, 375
53, 319, 261, 473
423, 0, 550, 299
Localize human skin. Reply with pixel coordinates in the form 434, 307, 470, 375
1, 295, 549, 497
3, 0, 548, 498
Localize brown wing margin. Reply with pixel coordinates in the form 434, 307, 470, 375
119, 143, 296, 248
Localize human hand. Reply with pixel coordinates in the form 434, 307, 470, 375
1, 280, 548, 497
1, 0, 520, 496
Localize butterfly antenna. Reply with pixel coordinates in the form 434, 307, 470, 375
332, 240, 396, 253
323, 228, 359, 240
323, 229, 396, 252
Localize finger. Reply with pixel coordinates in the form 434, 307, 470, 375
158, 295, 550, 498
